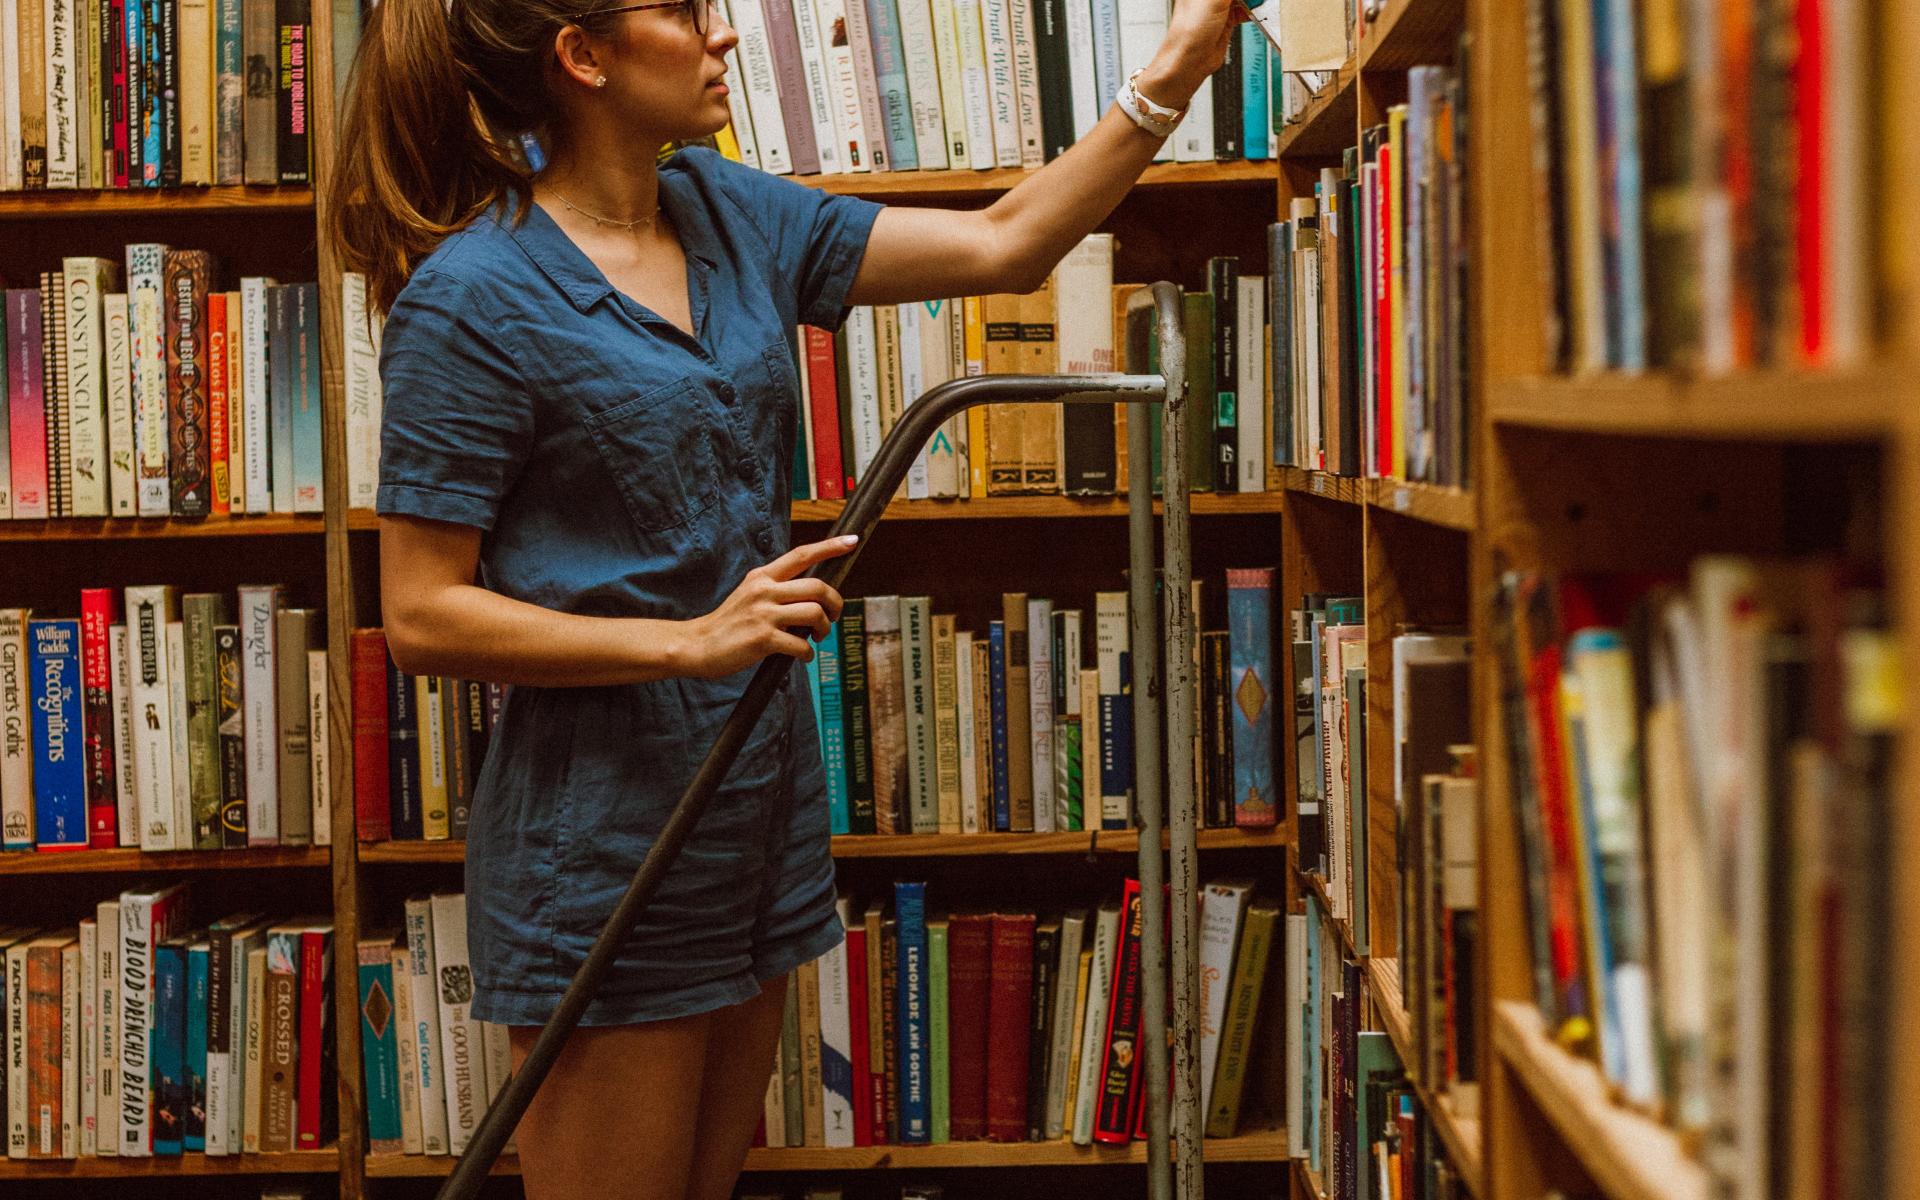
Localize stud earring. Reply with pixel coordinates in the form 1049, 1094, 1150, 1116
595, 75, 608, 88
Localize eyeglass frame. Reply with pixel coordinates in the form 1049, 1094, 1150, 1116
565, 0, 710, 35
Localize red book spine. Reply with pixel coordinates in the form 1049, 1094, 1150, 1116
983, 912, 1034, 1142
1093, 879, 1144, 1144
109, 0, 129, 187
945, 912, 991, 1140
1796, 0, 1825, 362
295, 929, 332, 1149
207, 292, 230, 515
1374, 145, 1392, 477
845, 923, 873, 1147
80, 588, 120, 847
1128, 883, 1171, 1141
804, 325, 845, 500
351, 629, 391, 842
7, 289, 50, 518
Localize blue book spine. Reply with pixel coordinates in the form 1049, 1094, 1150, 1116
893, 880, 930, 1143
1304, 892, 1322, 1176
268, 284, 294, 513
28, 619, 87, 849
185, 943, 209, 1150
1240, 23, 1269, 160
359, 954, 403, 1146
815, 621, 850, 834
292, 282, 325, 512
1089, 0, 1122, 107
1226, 570, 1277, 828
862, 0, 918, 169
987, 620, 1010, 832
1098, 647, 1132, 830
124, 0, 146, 185
139, 0, 162, 185
1596, 0, 1644, 369
153, 941, 187, 1155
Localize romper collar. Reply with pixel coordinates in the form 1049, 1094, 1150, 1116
505, 152, 720, 316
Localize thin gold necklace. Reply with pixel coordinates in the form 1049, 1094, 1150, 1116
549, 187, 662, 232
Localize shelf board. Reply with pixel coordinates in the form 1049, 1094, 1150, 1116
0, 845, 331, 876
0, 513, 328, 541
1276, 64, 1357, 159
365, 1125, 1291, 1175
359, 826, 1289, 865
1357, 0, 1466, 71
1365, 479, 1474, 531
1366, 959, 1484, 1197
0, 1148, 339, 1176
794, 159, 1276, 199
1489, 371, 1900, 442
1492, 1000, 1707, 1200
1277, 467, 1367, 507
0, 185, 315, 219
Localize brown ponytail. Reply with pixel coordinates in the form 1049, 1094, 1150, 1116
326, 0, 623, 312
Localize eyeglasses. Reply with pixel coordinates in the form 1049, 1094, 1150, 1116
568, 0, 710, 36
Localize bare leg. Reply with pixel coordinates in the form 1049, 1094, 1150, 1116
686, 975, 790, 1200
509, 1014, 711, 1200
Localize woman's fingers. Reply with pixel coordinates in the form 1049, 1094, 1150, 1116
762, 534, 859, 582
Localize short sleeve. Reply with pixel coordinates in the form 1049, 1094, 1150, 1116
698, 147, 884, 330
374, 269, 534, 532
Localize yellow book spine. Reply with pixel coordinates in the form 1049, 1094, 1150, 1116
415, 675, 449, 840
179, 0, 212, 183
962, 295, 988, 497
714, 122, 742, 162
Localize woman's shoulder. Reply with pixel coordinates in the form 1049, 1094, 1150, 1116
396, 206, 528, 311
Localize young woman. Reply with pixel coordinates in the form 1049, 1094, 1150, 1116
328, 0, 1238, 1191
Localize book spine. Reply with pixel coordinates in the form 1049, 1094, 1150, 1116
865, 597, 905, 835
273, 0, 307, 182
204, 928, 231, 1155
155, 0, 176, 183
348, 632, 390, 842
109, 624, 134, 844
291, 281, 321, 511
758, 0, 819, 173
116, 894, 152, 1154
983, 913, 1032, 1140
810, 0, 865, 172
206, 292, 229, 512
79, 590, 117, 847
987, 619, 1010, 830
862, 0, 916, 168
39, 271, 68, 520
953, 630, 979, 834
902, 596, 935, 831
102, 291, 133, 515
239, 277, 270, 511
212, 0, 239, 179
359, 942, 401, 1152
238, 584, 280, 843
308, 648, 329, 847
952, 0, 994, 167
212, 625, 245, 846
125, 244, 166, 515
178, 0, 208, 180
730, 0, 792, 173
389, 944, 422, 1152
927, 0, 966, 167
386, 656, 420, 839
1024, 920, 1056, 1139
403, 898, 448, 1153
1002, 595, 1032, 830
893, 0, 945, 167
6, 942, 26, 1157
1029, 0, 1070, 158
164, 621, 190, 848
0, 0, 24, 191
257, 930, 295, 1152
18, 0, 47, 187
45, 0, 80, 186
786, 0, 839, 173
181, 594, 222, 848
1025, 596, 1054, 831
0, 611, 32, 850
124, 586, 175, 849
814, 620, 849, 835
838, 0, 887, 170
819, 931, 855, 1147
429, 894, 482, 1152
931, 613, 961, 833
295, 929, 333, 1149
6, 289, 50, 519
1203, 903, 1276, 1136
184, 941, 207, 1150
78, 925, 95, 1155
893, 881, 930, 1141
415, 675, 447, 839
62, 261, 110, 516
1226, 568, 1278, 827
1092, 879, 1143, 1142
27, 620, 86, 849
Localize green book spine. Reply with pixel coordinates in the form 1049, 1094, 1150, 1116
781, 979, 804, 1147
839, 599, 875, 834
182, 593, 228, 848
929, 919, 950, 1143
1181, 292, 1216, 493
1204, 901, 1278, 1137
1062, 719, 1083, 832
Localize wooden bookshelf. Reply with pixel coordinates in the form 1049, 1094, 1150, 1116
1488, 371, 1901, 442
1367, 959, 1485, 1198
0, 185, 315, 218
363, 1125, 1293, 1175
0, 514, 329, 541
1491, 1003, 1707, 1200
0, 1149, 341, 1176
799, 158, 1277, 199
1276, 64, 1358, 160
0, 845, 331, 876
1357, 0, 1467, 72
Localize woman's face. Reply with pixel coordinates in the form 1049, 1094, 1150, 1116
579, 0, 740, 144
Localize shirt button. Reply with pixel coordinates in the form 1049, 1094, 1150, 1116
719, 384, 736, 405
755, 530, 773, 553
737, 456, 756, 479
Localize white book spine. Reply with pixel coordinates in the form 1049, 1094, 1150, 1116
1173, 65, 1213, 160
980, 0, 1019, 166
429, 893, 485, 1153
1070, 905, 1119, 1143
952, 0, 995, 167
894, 0, 948, 168
404, 898, 449, 1155
122, 588, 175, 850
1063, 0, 1098, 140
1094, 591, 1128, 827
846, 307, 882, 481
1055, 234, 1114, 375
6, 942, 26, 1158
103, 293, 136, 516
817, 936, 854, 1147
223, 930, 255, 1154
241, 945, 264, 1153
732, 0, 794, 174
390, 944, 424, 1154
0, 0, 21, 190
342, 272, 382, 511
896, 304, 930, 499
1005, 0, 1041, 166
93, 902, 119, 1157
953, 630, 979, 833
1026, 597, 1054, 833
714, 0, 763, 168
224, 291, 246, 513
60, 941, 78, 1157
44, 0, 79, 186
0, 610, 30, 851
1044, 912, 1085, 1139
165, 621, 191, 844
240, 279, 273, 514
813, 0, 870, 171
307, 648, 330, 847
789, 0, 843, 173
78, 922, 95, 1156
117, 893, 154, 1156
1116, 0, 1170, 161
238, 586, 281, 845
916, 301, 957, 496
62, 260, 113, 516
126, 245, 170, 517
1196, 882, 1249, 1115
1236, 274, 1265, 491
927, 0, 968, 169
110, 624, 136, 845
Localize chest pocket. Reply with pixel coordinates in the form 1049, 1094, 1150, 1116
582, 379, 722, 533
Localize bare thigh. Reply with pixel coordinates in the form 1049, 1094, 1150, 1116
508, 1015, 711, 1200
688, 975, 789, 1200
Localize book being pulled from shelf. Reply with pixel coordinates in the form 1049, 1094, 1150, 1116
0, 885, 335, 1161
1525, 0, 1869, 374
2, 251, 325, 520
0, 583, 329, 854
0, 0, 316, 191
1491, 562, 1899, 1200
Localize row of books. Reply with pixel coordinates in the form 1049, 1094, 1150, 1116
0, 584, 331, 853
1, 250, 326, 521
1267, 61, 1470, 488
0, 0, 317, 190
1527, 0, 1870, 374
695, 0, 1280, 181
1491, 561, 1898, 1200
346, 629, 501, 844
1, 884, 335, 1160
353, 894, 516, 1158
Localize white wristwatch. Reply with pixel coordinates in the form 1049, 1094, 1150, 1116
1116, 67, 1186, 138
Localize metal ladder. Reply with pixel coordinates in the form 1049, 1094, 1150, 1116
439, 281, 1206, 1200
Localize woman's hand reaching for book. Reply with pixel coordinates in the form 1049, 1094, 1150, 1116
681, 535, 859, 678
1139, 0, 1251, 109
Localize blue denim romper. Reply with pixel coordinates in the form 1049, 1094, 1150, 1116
374, 147, 884, 1026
